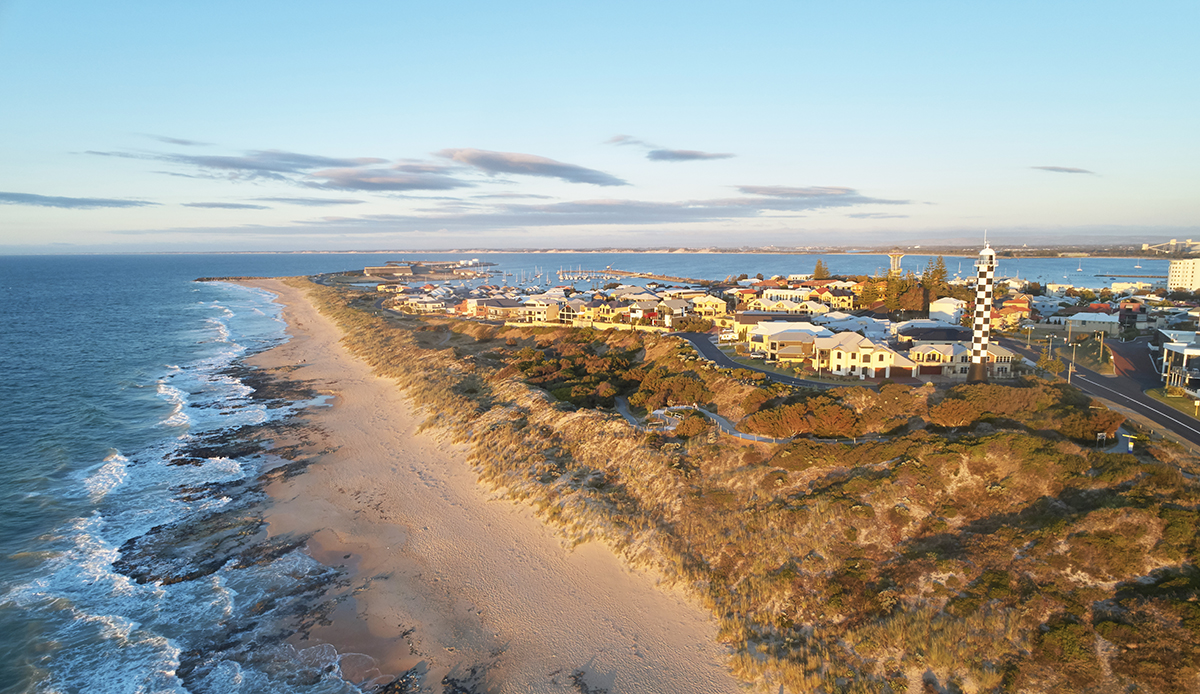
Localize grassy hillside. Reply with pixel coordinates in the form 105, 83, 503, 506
292, 279, 1200, 694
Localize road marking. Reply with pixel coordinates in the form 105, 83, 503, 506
1075, 375, 1200, 438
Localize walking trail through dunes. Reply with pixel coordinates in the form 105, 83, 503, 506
239, 279, 742, 694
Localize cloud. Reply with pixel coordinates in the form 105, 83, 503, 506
738, 185, 859, 198
151, 135, 211, 147
1031, 166, 1095, 174
307, 167, 471, 191
847, 212, 909, 219
183, 202, 270, 210
282, 186, 908, 231
608, 135, 734, 162
472, 192, 555, 200
89, 147, 475, 191
605, 134, 651, 147
436, 148, 627, 186
646, 149, 735, 162
0, 191, 157, 209
167, 150, 389, 178
252, 197, 365, 207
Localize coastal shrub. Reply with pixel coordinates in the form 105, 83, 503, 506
928, 398, 980, 428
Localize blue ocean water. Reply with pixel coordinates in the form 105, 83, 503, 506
0, 251, 1167, 693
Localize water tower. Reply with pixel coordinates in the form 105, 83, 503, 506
887, 248, 905, 276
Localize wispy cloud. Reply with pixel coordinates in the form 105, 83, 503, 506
646, 149, 734, 162
252, 197, 365, 207
605, 134, 652, 147
183, 202, 270, 210
436, 148, 627, 186
847, 212, 909, 219
739, 185, 860, 198
286, 186, 908, 230
88, 147, 473, 191
307, 166, 471, 191
472, 192, 555, 200
150, 135, 212, 147
607, 134, 734, 162
1031, 166, 1095, 174
0, 191, 158, 209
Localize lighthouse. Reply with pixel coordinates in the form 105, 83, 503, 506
967, 243, 997, 383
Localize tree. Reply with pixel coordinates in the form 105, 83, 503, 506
924, 256, 948, 296
884, 277, 903, 313
859, 282, 882, 306
1037, 346, 1066, 377
813, 260, 831, 280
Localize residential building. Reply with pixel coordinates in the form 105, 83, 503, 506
909, 342, 1017, 380
809, 333, 915, 379
1168, 259, 1200, 291
926, 292, 964, 321
692, 295, 730, 318
1046, 312, 1121, 336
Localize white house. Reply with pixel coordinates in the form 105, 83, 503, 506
928, 297, 967, 324
811, 333, 915, 379
1047, 312, 1121, 336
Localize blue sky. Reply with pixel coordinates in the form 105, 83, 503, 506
0, 1, 1196, 251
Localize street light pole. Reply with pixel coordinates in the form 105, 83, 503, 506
1070, 343, 1078, 384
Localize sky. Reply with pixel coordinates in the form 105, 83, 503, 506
0, 1, 1196, 252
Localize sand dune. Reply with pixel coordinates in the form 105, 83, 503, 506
241, 279, 742, 693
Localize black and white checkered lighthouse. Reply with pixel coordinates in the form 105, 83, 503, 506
967, 243, 997, 383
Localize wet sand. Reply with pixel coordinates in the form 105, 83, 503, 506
238, 279, 742, 693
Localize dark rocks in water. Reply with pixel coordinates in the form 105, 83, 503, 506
222, 362, 319, 409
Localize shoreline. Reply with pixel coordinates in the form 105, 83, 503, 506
238, 278, 742, 693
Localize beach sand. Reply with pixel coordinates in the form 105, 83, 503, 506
239, 279, 743, 694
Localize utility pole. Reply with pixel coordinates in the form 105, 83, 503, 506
1070, 343, 1078, 384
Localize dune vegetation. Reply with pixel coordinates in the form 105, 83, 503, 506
289, 278, 1200, 693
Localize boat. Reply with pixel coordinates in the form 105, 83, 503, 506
1076, 261, 1083, 272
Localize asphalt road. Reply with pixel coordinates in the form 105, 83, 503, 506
996, 336, 1200, 447
674, 332, 836, 389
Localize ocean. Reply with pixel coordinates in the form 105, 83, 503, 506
0, 251, 1170, 693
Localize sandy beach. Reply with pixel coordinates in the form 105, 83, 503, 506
239, 279, 742, 693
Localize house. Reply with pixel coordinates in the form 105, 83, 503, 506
766, 328, 834, 360
692, 295, 730, 318
760, 287, 812, 302
520, 297, 561, 323
595, 300, 631, 323
744, 297, 808, 314
628, 300, 660, 322
811, 287, 856, 310
928, 297, 967, 324
1160, 331, 1200, 391
809, 333, 914, 379
480, 298, 522, 321
908, 342, 1018, 380
1047, 312, 1121, 336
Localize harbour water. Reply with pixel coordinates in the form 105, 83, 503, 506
0, 251, 1170, 693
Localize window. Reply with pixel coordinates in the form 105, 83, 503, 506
851, 353, 857, 361
878, 354, 885, 362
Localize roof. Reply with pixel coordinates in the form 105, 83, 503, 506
899, 326, 974, 342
